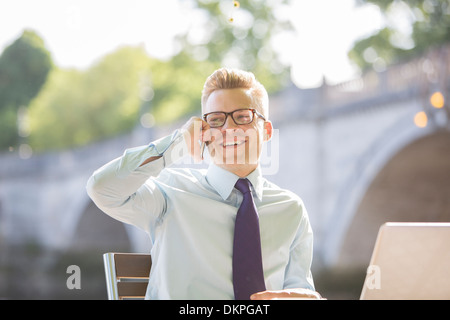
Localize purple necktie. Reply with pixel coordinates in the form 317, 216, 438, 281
232, 178, 266, 300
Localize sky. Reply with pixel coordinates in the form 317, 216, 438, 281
0, 0, 385, 88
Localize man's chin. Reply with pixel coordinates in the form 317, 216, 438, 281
209, 144, 261, 166
211, 155, 260, 167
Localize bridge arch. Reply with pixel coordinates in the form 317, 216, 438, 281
68, 194, 152, 253
321, 104, 445, 266
70, 200, 132, 252
334, 129, 450, 267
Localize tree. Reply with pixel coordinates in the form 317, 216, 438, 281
28, 47, 215, 151
177, 0, 294, 93
349, 0, 450, 71
147, 51, 218, 124
28, 47, 153, 151
0, 29, 52, 149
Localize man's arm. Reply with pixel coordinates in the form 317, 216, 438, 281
136, 116, 209, 167
139, 155, 162, 167
251, 201, 322, 300
86, 130, 185, 233
86, 117, 209, 232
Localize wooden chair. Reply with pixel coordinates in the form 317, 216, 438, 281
103, 252, 152, 300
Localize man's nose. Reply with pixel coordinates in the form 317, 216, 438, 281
221, 115, 238, 131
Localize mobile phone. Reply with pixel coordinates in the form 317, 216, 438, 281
201, 141, 206, 160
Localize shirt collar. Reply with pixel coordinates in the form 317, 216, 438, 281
206, 163, 264, 201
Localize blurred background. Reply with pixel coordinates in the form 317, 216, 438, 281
0, 0, 449, 299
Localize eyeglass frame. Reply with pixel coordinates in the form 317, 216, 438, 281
202, 108, 266, 128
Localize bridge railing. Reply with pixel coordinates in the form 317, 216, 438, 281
323, 44, 450, 110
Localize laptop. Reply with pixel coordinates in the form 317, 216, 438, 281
360, 222, 450, 300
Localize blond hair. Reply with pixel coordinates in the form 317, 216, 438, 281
201, 68, 269, 118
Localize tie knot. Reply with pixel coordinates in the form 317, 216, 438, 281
235, 178, 251, 195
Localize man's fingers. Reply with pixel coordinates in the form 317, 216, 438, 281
250, 289, 323, 300
250, 291, 273, 300
181, 117, 209, 162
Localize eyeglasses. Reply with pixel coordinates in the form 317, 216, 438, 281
203, 108, 266, 128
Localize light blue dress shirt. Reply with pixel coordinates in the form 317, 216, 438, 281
86, 130, 315, 299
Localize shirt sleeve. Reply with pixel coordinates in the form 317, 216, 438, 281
283, 204, 315, 291
86, 129, 186, 235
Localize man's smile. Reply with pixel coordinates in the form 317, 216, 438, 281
220, 138, 247, 148
217, 136, 248, 148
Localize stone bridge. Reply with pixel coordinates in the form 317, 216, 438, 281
1, 45, 449, 273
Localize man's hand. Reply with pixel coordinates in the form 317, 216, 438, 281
250, 288, 323, 300
181, 116, 211, 162
140, 117, 210, 167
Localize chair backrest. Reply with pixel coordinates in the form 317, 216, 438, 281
103, 252, 152, 300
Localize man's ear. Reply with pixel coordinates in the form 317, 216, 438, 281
263, 121, 273, 142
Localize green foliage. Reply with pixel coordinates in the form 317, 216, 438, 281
350, 0, 450, 71
181, 0, 293, 93
0, 106, 19, 149
0, 29, 52, 149
28, 48, 217, 151
0, 29, 52, 108
348, 27, 417, 71
28, 47, 152, 151
147, 52, 218, 124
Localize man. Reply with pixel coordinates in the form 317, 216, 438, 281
87, 68, 321, 300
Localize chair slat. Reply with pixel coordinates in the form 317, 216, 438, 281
117, 282, 148, 299
114, 253, 152, 279
103, 252, 152, 300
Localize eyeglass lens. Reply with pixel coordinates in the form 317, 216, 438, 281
205, 109, 253, 127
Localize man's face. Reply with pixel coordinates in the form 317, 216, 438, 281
203, 88, 272, 169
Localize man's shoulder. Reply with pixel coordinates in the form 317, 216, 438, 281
156, 166, 207, 184
260, 179, 309, 225
262, 178, 304, 205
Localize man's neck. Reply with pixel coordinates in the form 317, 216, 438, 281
215, 163, 258, 178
